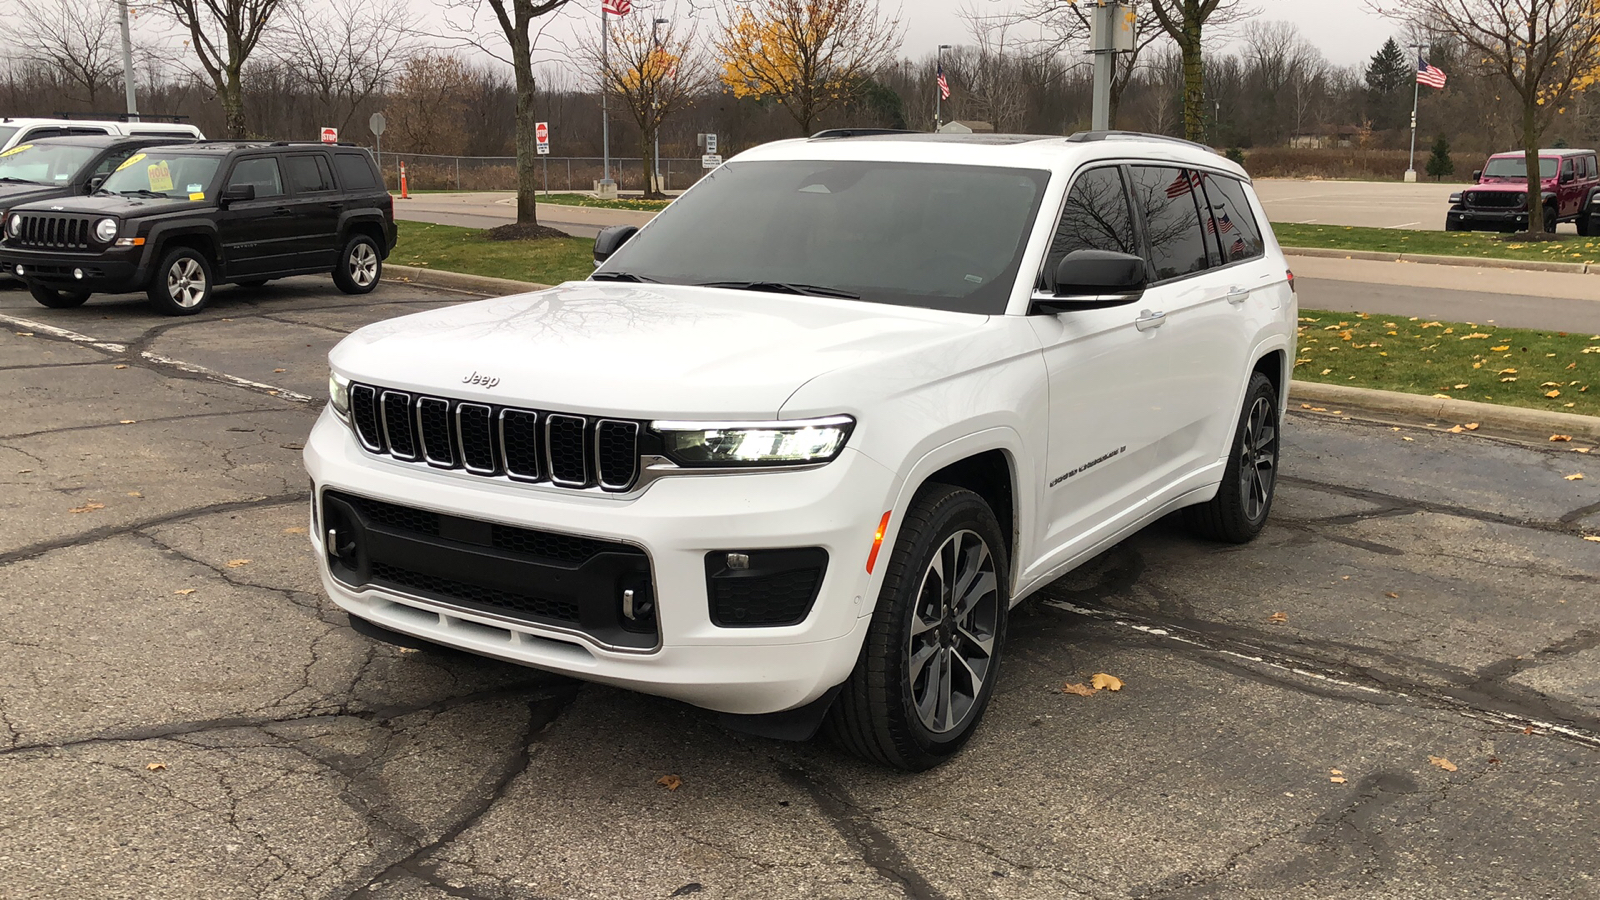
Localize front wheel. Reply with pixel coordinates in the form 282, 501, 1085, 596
28, 284, 90, 308
1444, 217, 1462, 232
1183, 371, 1281, 543
333, 234, 381, 294
827, 484, 1009, 771
146, 247, 214, 316
1542, 205, 1558, 233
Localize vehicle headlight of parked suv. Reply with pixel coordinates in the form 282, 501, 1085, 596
328, 370, 351, 418
653, 416, 854, 467
7, 213, 20, 238
94, 217, 119, 243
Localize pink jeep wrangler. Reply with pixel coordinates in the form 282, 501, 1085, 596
1446, 148, 1599, 235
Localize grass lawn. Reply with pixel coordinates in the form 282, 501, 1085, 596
1274, 222, 1600, 266
536, 193, 674, 212
1296, 308, 1599, 417
391, 220, 594, 285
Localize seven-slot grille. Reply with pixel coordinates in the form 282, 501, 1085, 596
347, 383, 642, 492
1463, 190, 1524, 210
12, 214, 94, 250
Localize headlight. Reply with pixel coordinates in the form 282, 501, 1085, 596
7, 213, 20, 237
328, 371, 350, 416
1448, 192, 1461, 204
651, 415, 854, 467
94, 217, 118, 242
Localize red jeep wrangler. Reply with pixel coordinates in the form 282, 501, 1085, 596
1446, 148, 1600, 235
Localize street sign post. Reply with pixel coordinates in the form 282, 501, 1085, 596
369, 113, 386, 169
702, 154, 722, 169
536, 121, 550, 155
320, 126, 338, 144
704, 133, 717, 154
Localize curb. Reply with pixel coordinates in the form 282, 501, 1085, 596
1290, 379, 1600, 441
1282, 245, 1597, 275
387, 265, 550, 296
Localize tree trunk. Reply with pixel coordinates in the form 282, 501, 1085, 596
512, 54, 540, 226
641, 131, 658, 198
222, 70, 247, 139
1180, 25, 1205, 143
1522, 102, 1544, 234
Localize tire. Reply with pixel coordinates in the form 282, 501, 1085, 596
1183, 371, 1281, 543
28, 284, 90, 308
827, 484, 1010, 771
146, 246, 214, 315
333, 233, 381, 294
1444, 218, 1462, 232
1543, 205, 1557, 233
1579, 214, 1595, 237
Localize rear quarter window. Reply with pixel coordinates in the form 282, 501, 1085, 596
1201, 176, 1266, 264
334, 153, 378, 190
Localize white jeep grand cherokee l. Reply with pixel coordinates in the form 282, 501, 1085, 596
305, 130, 1296, 770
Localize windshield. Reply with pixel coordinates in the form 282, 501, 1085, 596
0, 142, 100, 185
1483, 156, 1559, 179
0, 126, 18, 148
596, 159, 1051, 313
100, 151, 220, 200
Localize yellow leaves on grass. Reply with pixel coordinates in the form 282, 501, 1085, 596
1429, 755, 1458, 773
1546, 390, 1562, 398
1491, 345, 1511, 351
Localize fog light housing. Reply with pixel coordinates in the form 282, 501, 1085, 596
13, 265, 22, 276
73, 268, 84, 280
705, 548, 829, 627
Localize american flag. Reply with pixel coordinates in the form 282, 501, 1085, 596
1230, 236, 1248, 258
1416, 55, 1447, 89
1165, 170, 1202, 198
602, 0, 631, 15
937, 63, 950, 100
1206, 212, 1235, 235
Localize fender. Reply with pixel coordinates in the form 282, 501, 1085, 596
141, 220, 221, 276
336, 209, 393, 256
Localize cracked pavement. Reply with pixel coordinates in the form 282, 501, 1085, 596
1, 276, 1597, 899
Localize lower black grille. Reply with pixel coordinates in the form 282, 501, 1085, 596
322, 490, 657, 649
705, 548, 829, 627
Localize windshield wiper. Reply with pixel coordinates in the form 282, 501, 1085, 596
117, 189, 167, 198
0, 177, 40, 184
590, 271, 658, 283
698, 281, 860, 300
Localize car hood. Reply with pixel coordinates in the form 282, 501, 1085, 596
0, 183, 65, 207
7, 193, 201, 215
330, 281, 991, 419
1471, 179, 1552, 191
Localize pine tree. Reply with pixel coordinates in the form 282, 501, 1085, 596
1425, 135, 1454, 180
1364, 38, 1411, 130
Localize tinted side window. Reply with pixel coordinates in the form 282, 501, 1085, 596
286, 154, 334, 193
1127, 166, 1210, 280
334, 153, 377, 190
228, 157, 284, 198
95, 147, 141, 176
1562, 159, 1575, 178
22, 128, 67, 140
1201, 176, 1266, 264
1045, 166, 1136, 282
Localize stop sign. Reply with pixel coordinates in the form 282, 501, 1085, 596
320, 127, 338, 144
535, 122, 549, 146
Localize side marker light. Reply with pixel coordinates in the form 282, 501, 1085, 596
865, 510, 892, 574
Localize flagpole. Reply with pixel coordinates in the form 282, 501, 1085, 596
935, 44, 949, 129
601, 6, 612, 194
1406, 43, 1423, 183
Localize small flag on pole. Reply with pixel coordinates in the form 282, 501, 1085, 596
1416, 55, 1447, 89
602, 0, 631, 15
937, 63, 951, 100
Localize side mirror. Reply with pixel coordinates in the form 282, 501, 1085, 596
1471, 169, 1482, 181
1561, 172, 1574, 184
593, 224, 638, 265
84, 175, 106, 194
1031, 250, 1148, 314
221, 183, 254, 205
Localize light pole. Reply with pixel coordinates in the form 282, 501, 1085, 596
117, 0, 138, 120
653, 16, 668, 196
936, 44, 951, 129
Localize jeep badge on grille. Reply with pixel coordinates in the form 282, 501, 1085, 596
462, 371, 500, 388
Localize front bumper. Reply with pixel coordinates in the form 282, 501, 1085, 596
0, 244, 147, 293
1447, 207, 1528, 230
304, 407, 895, 714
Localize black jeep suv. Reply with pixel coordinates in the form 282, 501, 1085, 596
0, 141, 396, 315
0, 134, 198, 231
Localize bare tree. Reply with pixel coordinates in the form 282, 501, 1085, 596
1147, 0, 1250, 141
987, 0, 1167, 126
276, 0, 409, 135
388, 51, 473, 155
946, 20, 1035, 133
587, 14, 713, 197
717, 0, 904, 135
156, 0, 291, 138
1379, 0, 1600, 232
1242, 21, 1325, 143
9, 0, 122, 108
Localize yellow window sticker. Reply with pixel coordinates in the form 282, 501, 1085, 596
147, 161, 174, 193
188, 192, 205, 201
116, 152, 146, 172
0, 144, 32, 158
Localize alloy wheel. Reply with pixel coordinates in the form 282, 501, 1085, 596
1238, 396, 1278, 520
167, 258, 206, 308
349, 243, 378, 287
907, 529, 1000, 734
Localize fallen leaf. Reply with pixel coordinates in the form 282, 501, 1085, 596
14, 331, 33, 336
1463, 423, 1480, 430
1386, 592, 1399, 599
656, 774, 683, 791
226, 558, 251, 567
1550, 435, 1572, 442
1429, 755, 1458, 772
1566, 474, 1585, 481
1490, 345, 1510, 351
1500, 377, 1518, 383
1583, 536, 1600, 542
174, 588, 196, 595
114, 364, 128, 369
1545, 390, 1561, 398
1320, 369, 1332, 376
1577, 448, 1592, 453
1269, 611, 1288, 624
69, 501, 105, 514
1522, 725, 1536, 735
119, 419, 136, 424
146, 762, 166, 772
1430, 394, 1451, 399
282, 526, 307, 534
1330, 768, 1343, 776
1090, 673, 1124, 691
1447, 425, 1463, 434
273, 368, 286, 373
1402, 436, 1415, 442
127, 491, 142, 497
1330, 776, 1347, 784
1453, 384, 1469, 389
1061, 682, 1097, 697
1301, 403, 1312, 409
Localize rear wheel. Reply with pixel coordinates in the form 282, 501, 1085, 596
1542, 205, 1558, 233
27, 284, 90, 308
333, 233, 381, 294
827, 484, 1009, 771
1183, 372, 1280, 543
146, 247, 214, 316
1579, 213, 1595, 237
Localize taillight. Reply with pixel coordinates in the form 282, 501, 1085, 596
1286, 269, 1296, 293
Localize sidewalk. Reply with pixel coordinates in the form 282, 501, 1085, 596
1286, 252, 1600, 302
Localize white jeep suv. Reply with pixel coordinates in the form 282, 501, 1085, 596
305, 131, 1296, 770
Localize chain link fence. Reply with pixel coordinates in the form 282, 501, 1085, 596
377, 153, 713, 193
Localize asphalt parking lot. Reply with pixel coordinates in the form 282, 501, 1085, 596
1, 276, 1598, 900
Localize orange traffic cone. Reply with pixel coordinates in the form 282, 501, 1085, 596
399, 161, 410, 200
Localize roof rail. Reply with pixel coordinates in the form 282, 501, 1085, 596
50, 111, 192, 123
1065, 130, 1217, 154
810, 128, 920, 140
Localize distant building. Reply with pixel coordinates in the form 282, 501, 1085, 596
1291, 125, 1363, 149
937, 120, 996, 135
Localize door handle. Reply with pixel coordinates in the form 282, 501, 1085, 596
1135, 309, 1167, 331
1225, 287, 1250, 304
273, 206, 292, 216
